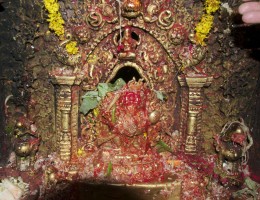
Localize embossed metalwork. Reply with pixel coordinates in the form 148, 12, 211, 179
71, 85, 80, 160
157, 10, 174, 29
214, 120, 253, 186
122, 0, 142, 18
50, 0, 213, 160
13, 118, 41, 171
86, 11, 104, 30
149, 110, 161, 124
52, 76, 76, 160
178, 75, 213, 154
116, 27, 141, 60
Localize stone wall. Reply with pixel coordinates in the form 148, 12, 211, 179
0, 0, 55, 164
202, 2, 260, 175
0, 0, 25, 164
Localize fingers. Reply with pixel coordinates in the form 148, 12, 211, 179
242, 10, 260, 23
238, 2, 260, 14
238, 2, 260, 23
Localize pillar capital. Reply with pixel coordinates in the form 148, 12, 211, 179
51, 75, 76, 86
178, 75, 213, 88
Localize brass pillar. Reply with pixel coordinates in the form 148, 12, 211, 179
53, 76, 76, 161
178, 75, 212, 154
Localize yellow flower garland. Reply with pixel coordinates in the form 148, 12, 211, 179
43, 0, 65, 37
195, 0, 220, 46
44, 0, 79, 55
205, 0, 220, 14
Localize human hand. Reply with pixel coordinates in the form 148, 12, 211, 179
238, 1, 260, 23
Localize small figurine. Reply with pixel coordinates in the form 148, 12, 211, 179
116, 27, 140, 60
214, 119, 253, 186
13, 117, 41, 171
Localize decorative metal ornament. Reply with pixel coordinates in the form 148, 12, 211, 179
13, 121, 40, 171
214, 119, 253, 186
45, 0, 213, 186
122, 0, 142, 18
149, 110, 160, 124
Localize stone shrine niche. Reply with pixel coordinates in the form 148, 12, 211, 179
49, 0, 212, 184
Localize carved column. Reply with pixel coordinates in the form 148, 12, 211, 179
70, 81, 81, 161
53, 76, 76, 161
178, 79, 189, 151
178, 75, 212, 154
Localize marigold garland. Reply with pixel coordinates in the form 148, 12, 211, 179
195, 0, 220, 46
195, 14, 214, 46
205, 0, 220, 14
43, 0, 79, 55
43, 0, 65, 37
